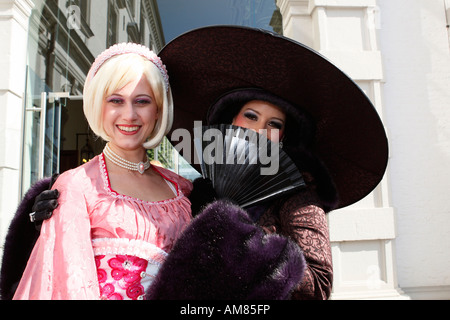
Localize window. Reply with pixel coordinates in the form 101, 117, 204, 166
107, 0, 118, 47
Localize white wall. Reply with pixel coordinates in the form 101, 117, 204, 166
378, 0, 450, 297
278, 0, 450, 299
0, 0, 33, 252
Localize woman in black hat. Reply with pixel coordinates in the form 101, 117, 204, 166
154, 26, 387, 299
186, 87, 339, 299
153, 26, 387, 300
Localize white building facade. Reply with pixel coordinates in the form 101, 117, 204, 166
276, 0, 450, 299
0, 0, 449, 299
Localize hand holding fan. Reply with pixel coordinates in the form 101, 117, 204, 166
194, 124, 306, 208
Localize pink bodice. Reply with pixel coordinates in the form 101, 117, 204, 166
92, 154, 192, 252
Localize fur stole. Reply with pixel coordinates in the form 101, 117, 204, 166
0, 177, 51, 300
146, 200, 305, 300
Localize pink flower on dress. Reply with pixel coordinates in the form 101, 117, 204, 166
109, 255, 147, 283
95, 255, 107, 284
127, 282, 145, 300
107, 255, 148, 299
99, 283, 123, 300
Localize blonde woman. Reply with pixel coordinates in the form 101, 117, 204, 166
13, 43, 192, 300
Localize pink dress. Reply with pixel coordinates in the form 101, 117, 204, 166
13, 154, 192, 300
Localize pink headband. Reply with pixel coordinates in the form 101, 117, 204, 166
87, 43, 169, 91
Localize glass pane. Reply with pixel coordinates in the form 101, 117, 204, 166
44, 98, 61, 177
21, 67, 48, 195
157, 0, 282, 43
21, 74, 61, 196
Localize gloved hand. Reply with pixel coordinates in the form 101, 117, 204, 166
30, 173, 60, 230
188, 177, 218, 217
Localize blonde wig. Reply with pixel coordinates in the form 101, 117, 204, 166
83, 50, 173, 149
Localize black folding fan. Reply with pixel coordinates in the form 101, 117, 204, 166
194, 124, 306, 208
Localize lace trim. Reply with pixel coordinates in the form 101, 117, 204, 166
92, 238, 168, 265
99, 153, 183, 205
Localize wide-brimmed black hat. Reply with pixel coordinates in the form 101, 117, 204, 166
159, 25, 388, 209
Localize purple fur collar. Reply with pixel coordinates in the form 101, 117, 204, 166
0, 177, 51, 300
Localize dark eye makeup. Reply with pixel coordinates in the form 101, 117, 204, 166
243, 111, 258, 121
243, 110, 284, 129
106, 96, 152, 105
269, 121, 283, 129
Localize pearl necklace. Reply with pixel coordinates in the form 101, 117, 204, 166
103, 143, 150, 174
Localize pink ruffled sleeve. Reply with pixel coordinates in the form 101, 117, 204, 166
13, 171, 100, 300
